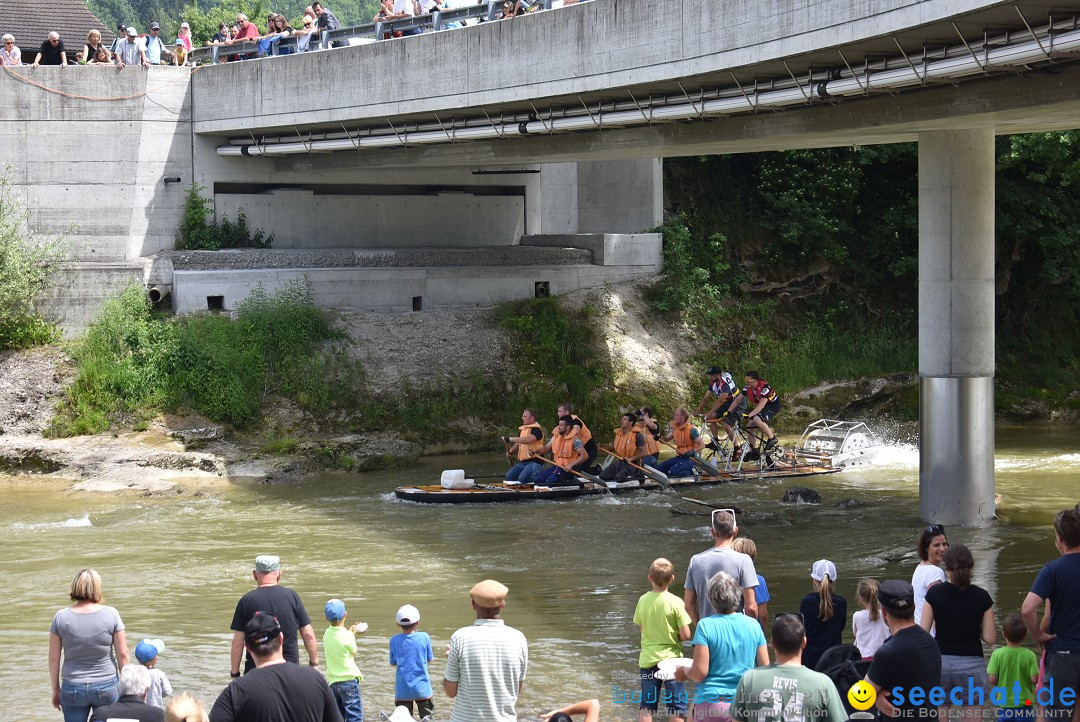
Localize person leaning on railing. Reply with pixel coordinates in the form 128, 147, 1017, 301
1, 34, 21, 65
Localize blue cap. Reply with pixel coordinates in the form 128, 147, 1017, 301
135, 639, 163, 663
324, 598, 346, 622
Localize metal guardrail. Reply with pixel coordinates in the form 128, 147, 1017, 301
190, 0, 574, 63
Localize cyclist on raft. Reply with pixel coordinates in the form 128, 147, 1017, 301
695, 365, 747, 449
556, 403, 598, 467
598, 412, 647, 481
502, 408, 545, 485
656, 407, 705, 477
531, 415, 590, 486
737, 371, 781, 452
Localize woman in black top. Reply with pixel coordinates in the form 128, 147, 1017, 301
800, 559, 847, 670
921, 544, 995, 714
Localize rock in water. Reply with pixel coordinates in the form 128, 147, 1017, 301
834, 498, 863, 509
782, 487, 822, 504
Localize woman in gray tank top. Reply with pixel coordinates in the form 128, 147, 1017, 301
49, 568, 129, 722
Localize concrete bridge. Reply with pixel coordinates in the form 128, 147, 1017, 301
5, 0, 1080, 524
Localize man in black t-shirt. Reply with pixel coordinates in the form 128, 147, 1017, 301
212, 612, 342, 722
865, 579, 942, 719
229, 555, 318, 676
32, 32, 67, 66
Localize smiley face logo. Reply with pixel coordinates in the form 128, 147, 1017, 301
847, 680, 876, 711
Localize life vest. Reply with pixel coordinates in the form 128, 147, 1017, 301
551, 432, 579, 470
746, 379, 778, 405
613, 427, 639, 459
635, 421, 661, 456
516, 422, 545, 461
672, 421, 697, 455
570, 414, 592, 444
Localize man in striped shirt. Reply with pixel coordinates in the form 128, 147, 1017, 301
444, 580, 529, 722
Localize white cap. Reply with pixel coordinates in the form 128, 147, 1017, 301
126, 26, 137, 36
396, 604, 420, 625
810, 559, 837, 582
180, 21, 190, 28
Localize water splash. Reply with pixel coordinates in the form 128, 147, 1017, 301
12, 514, 92, 530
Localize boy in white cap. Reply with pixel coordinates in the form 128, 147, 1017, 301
323, 598, 367, 722
390, 604, 435, 719
134, 638, 172, 708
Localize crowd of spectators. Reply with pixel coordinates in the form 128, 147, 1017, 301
0, 21, 195, 67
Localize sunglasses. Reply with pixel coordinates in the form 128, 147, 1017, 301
711, 508, 737, 528
924, 524, 946, 537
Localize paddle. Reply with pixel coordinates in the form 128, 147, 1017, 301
660, 441, 723, 476
680, 497, 744, 514
603, 449, 672, 489
531, 455, 613, 494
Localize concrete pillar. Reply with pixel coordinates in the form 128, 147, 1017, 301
918, 129, 996, 526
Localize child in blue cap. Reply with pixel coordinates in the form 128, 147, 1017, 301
324, 598, 368, 722
135, 638, 173, 708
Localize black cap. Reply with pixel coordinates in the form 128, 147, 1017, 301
117, 22, 126, 30
878, 579, 915, 612
244, 611, 282, 644
707, 365, 722, 375
150, 22, 160, 29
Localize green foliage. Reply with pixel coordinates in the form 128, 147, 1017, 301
48, 280, 343, 436
0, 169, 65, 349
175, 185, 273, 250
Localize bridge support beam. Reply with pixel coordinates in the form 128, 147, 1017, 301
918, 129, 996, 526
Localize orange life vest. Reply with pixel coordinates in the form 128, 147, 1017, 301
613, 427, 640, 459
516, 422, 545, 461
551, 431, 579, 470
569, 414, 592, 444
672, 421, 696, 455
635, 421, 661, 456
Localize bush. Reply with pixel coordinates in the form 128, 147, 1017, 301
175, 184, 274, 250
0, 169, 65, 349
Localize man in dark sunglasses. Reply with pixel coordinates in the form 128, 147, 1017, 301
32, 31, 67, 66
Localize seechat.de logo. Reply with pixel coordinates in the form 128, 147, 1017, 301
847, 681, 877, 711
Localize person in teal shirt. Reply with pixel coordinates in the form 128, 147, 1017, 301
988, 613, 1040, 719
323, 598, 367, 722
633, 558, 692, 722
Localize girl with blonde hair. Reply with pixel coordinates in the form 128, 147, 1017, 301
799, 559, 847, 670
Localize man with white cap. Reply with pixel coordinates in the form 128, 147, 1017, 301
229, 555, 318, 677
444, 579, 528, 722
113, 26, 149, 67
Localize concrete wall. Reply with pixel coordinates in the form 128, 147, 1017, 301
215, 189, 525, 247
577, 158, 662, 233
0, 67, 193, 263
522, 233, 662, 269
189, 0, 1013, 135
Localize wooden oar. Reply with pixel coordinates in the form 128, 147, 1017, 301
660, 441, 722, 476
532, 455, 613, 494
603, 449, 672, 489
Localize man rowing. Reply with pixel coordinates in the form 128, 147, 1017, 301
738, 371, 781, 453
557, 403, 598, 467
656, 407, 705, 478
531, 415, 590, 486
502, 408, 545, 485
635, 407, 661, 468
598, 412, 647, 482
696, 365, 746, 450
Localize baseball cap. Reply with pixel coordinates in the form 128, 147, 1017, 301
254, 555, 280, 572
324, 598, 346, 622
180, 21, 190, 28
707, 365, 722, 375
149, 22, 160, 29
396, 604, 420, 625
175, 39, 184, 45
878, 579, 915, 612
244, 611, 281, 644
126, 27, 137, 36
810, 559, 837, 582
469, 579, 508, 608
134, 638, 165, 663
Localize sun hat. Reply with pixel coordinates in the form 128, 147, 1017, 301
810, 559, 838, 582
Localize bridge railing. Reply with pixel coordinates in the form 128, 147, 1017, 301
190, 0, 576, 63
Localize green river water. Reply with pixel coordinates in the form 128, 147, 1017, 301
2, 425, 1078, 721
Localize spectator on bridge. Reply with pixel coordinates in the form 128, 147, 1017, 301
384, 0, 421, 37
227, 15, 260, 60
314, 1, 346, 46
270, 15, 296, 54
114, 27, 149, 68
82, 30, 109, 66
2, 34, 23, 66
295, 15, 318, 52
32, 32, 68, 67
207, 23, 232, 63
109, 23, 126, 55
89, 46, 111, 64
172, 39, 188, 66
177, 22, 193, 52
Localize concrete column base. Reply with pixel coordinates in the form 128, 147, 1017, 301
919, 376, 996, 526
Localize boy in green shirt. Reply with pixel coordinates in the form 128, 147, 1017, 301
633, 558, 692, 722
323, 598, 368, 722
732, 613, 848, 722
988, 613, 1040, 719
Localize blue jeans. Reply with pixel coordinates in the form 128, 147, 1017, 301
331, 679, 364, 722
641, 454, 658, 468
505, 460, 541, 483
657, 455, 696, 477
640, 666, 688, 714
60, 677, 119, 722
